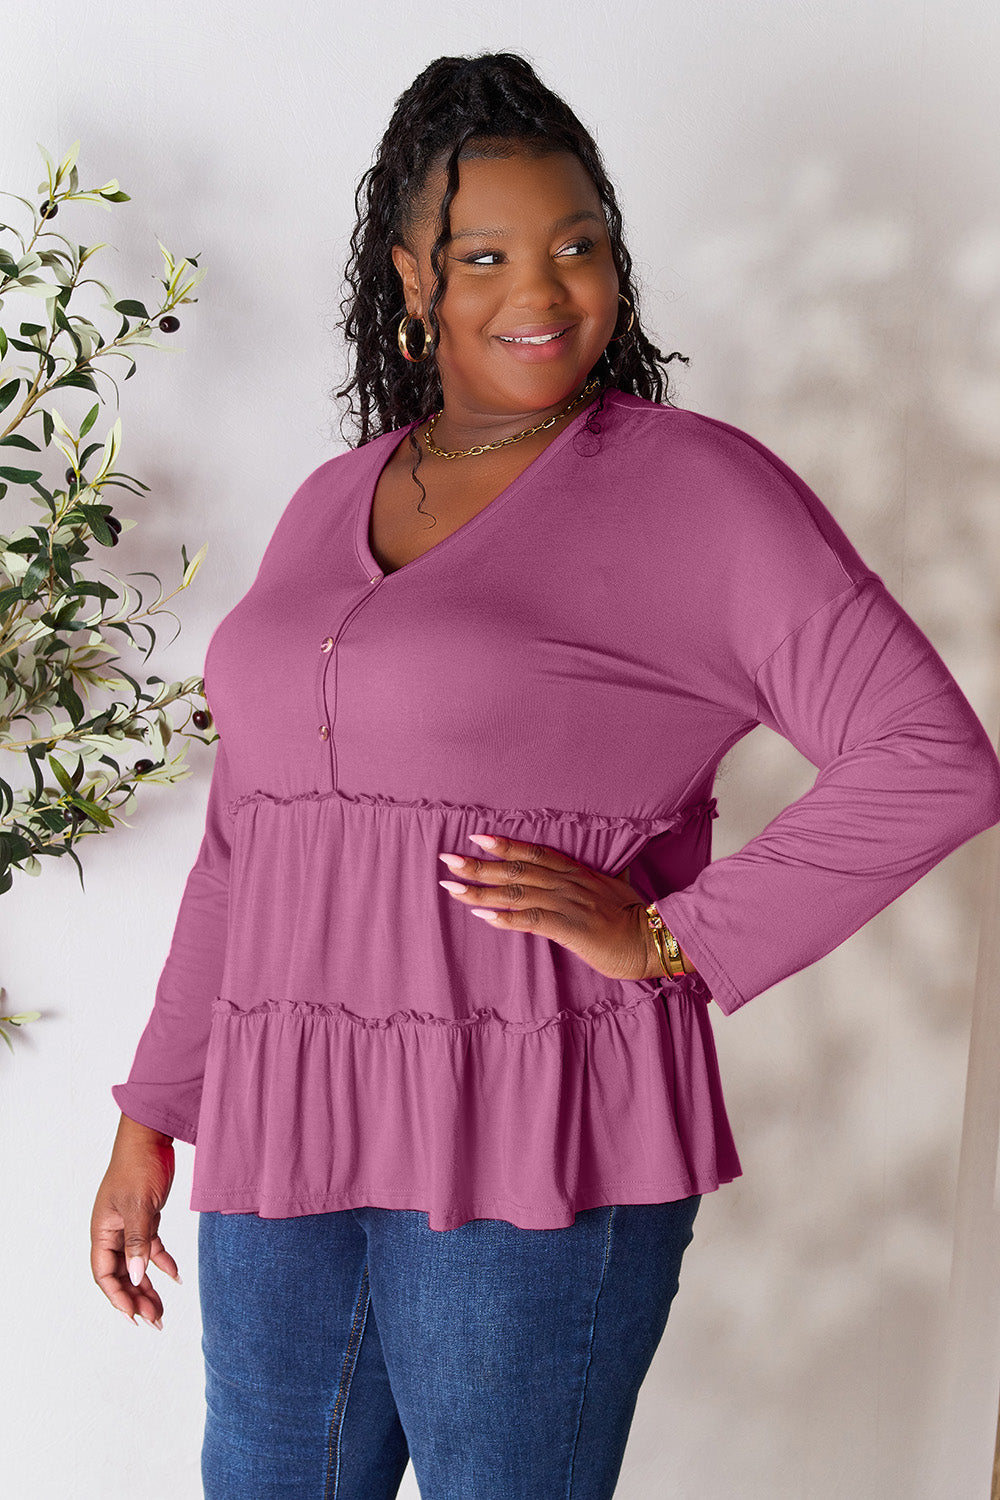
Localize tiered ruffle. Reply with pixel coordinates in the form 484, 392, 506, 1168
189, 787, 741, 1230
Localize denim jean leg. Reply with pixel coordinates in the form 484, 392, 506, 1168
353, 1198, 700, 1500
567, 1195, 702, 1499
334, 1263, 411, 1499
198, 1208, 409, 1500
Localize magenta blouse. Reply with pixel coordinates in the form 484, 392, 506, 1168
111, 388, 1000, 1231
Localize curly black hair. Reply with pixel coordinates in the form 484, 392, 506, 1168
332, 51, 689, 454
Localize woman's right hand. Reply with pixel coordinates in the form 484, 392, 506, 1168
90, 1113, 182, 1330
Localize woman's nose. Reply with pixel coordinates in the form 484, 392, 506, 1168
507, 260, 568, 309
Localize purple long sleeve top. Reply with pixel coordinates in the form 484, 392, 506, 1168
111, 388, 1000, 1231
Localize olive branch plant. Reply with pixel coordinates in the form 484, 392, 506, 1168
0, 140, 214, 1051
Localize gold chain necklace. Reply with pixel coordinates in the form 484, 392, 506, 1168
422, 378, 601, 460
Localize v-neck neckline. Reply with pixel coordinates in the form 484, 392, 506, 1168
354, 388, 609, 583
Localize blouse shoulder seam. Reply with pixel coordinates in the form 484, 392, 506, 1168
642, 407, 875, 599
751, 573, 883, 690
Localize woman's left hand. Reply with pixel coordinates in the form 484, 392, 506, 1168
437, 832, 694, 982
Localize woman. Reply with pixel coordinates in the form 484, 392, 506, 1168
91, 51, 1000, 1500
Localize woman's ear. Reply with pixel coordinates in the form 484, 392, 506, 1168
391, 243, 421, 317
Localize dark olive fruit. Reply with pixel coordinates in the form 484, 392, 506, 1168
39, 199, 58, 219
106, 515, 122, 535
65, 468, 76, 485
192, 709, 211, 730
134, 759, 155, 775
158, 315, 180, 333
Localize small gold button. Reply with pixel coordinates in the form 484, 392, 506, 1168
320, 637, 334, 652
318, 726, 329, 740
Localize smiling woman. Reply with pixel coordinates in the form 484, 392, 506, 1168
92, 48, 1000, 1500
365, 146, 637, 578
392, 150, 620, 420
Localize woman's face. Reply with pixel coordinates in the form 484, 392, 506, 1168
391, 146, 621, 426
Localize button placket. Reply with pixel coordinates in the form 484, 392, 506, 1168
317, 636, 335, 760
317, 575, 385, 782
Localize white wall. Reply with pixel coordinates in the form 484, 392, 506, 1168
2, 2, 998, 1495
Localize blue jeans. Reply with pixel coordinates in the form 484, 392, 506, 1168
198, 1196, 701, 1499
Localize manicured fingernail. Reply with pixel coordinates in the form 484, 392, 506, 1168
172, 1273, 184, 1286
119, 1307, 138, 1325
469, 908, 499, 920
439, 880, 468, 894
139, 1314, 162, 1331
128, 1256, 145, 1286
469, 834, 497, 848
438, 853, 465, 870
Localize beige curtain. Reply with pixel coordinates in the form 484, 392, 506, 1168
929, 729, 1000, 1497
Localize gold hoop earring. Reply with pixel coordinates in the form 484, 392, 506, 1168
607, 292, 635, 344
397, 313, 433, 363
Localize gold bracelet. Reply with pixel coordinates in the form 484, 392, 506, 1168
644, 903, 688, 979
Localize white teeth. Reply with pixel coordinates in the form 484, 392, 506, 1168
499, 329, 566, 344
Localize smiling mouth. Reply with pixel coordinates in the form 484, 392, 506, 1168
496, 328, 571, 345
